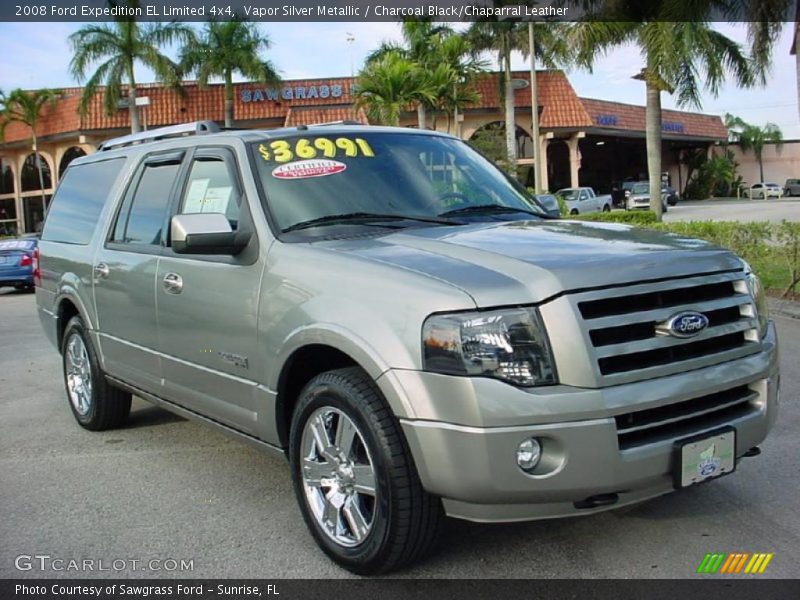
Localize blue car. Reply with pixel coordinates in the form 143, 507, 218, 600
0, 235, 38, 291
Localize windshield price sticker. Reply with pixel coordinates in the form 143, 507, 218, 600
258, 137, 374, 163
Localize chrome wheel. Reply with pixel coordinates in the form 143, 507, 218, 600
300, 406, 376, 547
65, 333, 92, 416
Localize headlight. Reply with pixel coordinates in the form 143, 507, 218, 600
422, 307, 557, 387
745, 267, 768, 337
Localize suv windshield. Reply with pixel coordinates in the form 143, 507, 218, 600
631, 183, 649, 194
250, 132, 545, 233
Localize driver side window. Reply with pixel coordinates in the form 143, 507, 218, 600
180, 155, 241, 230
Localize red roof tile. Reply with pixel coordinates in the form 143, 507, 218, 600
470, 70, 593, 129
580, 97, 728, 140
284, 105, 368, 126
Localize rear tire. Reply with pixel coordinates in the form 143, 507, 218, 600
570, 209, 579, 216
61, 316, 131, 431
289, 367, 444, 574
602, 204, 611, 212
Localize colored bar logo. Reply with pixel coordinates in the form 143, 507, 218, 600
696, 553, 774, 574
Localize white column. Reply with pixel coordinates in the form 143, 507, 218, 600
566, 132, 585, 189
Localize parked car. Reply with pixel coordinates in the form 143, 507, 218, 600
626, 182, 668, 212
532, 193, 561, 218
663, 184, 680, 206
748, 182, 783, 199
36, 122, 778, 574
556, 187, 612, 215
0, 235, 38, 291
784, 178, 800, 197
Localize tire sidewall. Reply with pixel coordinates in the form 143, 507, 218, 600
289, 377, 393, 571
61, 317, 99, 426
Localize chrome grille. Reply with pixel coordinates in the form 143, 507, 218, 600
572, 272, 761, 385
615, 384, 758, 449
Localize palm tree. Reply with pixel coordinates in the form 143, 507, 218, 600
367, 21, 454, 129
430, 35, 487, 135
468, 14, 570, 167
0, 88, 61, 203
354, 52, 436, 126
569, 5, 785, 220
69, 12, 192, 133
180, 19, 280, 129
727, 115, 784, 183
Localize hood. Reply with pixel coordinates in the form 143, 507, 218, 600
323, 220, 743, 307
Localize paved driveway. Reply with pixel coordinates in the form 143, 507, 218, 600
0, 290, 798, 579
663, 199, 800, 223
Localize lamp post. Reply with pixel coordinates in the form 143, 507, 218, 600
528, 22, 542, 193
346, 32, 355, 77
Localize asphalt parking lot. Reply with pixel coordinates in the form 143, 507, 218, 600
663, 198, 800, 223
0, 290, 798, 579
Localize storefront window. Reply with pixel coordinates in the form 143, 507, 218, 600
23, 195, 50, 233
0, 159, 14, 195
21, 152, 52, 192
0, 197, 17, 236
58, 146, 87, 178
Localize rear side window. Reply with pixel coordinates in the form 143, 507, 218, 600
41, 158, 125, 245
112, 161, 180, 246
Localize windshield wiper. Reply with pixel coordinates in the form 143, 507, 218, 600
438, 204, 543, 218
281, 212, 459, 233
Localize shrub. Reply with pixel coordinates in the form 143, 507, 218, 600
574, 210, 658, 225
643, 220, 798, 298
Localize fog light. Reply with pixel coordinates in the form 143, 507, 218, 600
516, 438, 541, 472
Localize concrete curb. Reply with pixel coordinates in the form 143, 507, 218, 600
768, 297, 800, 320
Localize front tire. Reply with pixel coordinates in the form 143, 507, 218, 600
61, 316, 131, 430
289, 367, 443, 574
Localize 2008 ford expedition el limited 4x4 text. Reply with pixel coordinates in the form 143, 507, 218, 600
35, 122, 779, 574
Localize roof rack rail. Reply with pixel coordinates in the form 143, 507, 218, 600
98, 120, 221, 151
306, 120, 365, 127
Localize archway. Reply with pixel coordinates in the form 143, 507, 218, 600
546, 140, 570, 192
468, 121, 534, 162
58, 146, 87, 178
0, 158, 14, 195
20, 152, 52, 192
0, 158, 15, 235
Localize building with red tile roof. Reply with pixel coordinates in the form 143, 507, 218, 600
0, 70, 728, 234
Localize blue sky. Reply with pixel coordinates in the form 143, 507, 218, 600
0, 21, 797, 138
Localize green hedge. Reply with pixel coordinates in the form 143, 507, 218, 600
574, 210, 658, 225
575, 213, 799, 297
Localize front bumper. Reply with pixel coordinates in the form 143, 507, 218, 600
381, 321, 779, 522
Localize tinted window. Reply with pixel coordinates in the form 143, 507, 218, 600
41, 158, 124, 245
112, 161, 179, 246
180, 157, 240, 228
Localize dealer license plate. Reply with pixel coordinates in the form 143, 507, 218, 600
675, 428, 736, 488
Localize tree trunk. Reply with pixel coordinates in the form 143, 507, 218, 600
645, 80, 663, 220
758, 154, 764, 183
224, 70, 234, 128
417, 103, 426, 130
32, 132, 46, 206
127, 62, 141, 134
503, 41, 517, 170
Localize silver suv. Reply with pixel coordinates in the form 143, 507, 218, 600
35, 122, 779, 574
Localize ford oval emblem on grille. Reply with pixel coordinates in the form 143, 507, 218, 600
657, 311, 709, 338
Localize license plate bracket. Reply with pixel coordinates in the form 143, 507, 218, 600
673, 427, 736, 489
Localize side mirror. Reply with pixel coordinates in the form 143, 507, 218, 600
170, 213, 250, 255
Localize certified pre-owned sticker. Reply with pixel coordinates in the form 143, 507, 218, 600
272, 159, 346, 180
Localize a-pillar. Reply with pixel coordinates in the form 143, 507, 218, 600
566, 132, 585, 188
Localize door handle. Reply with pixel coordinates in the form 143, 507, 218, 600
94, 263, 110, 279
162, 272, 183, 294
